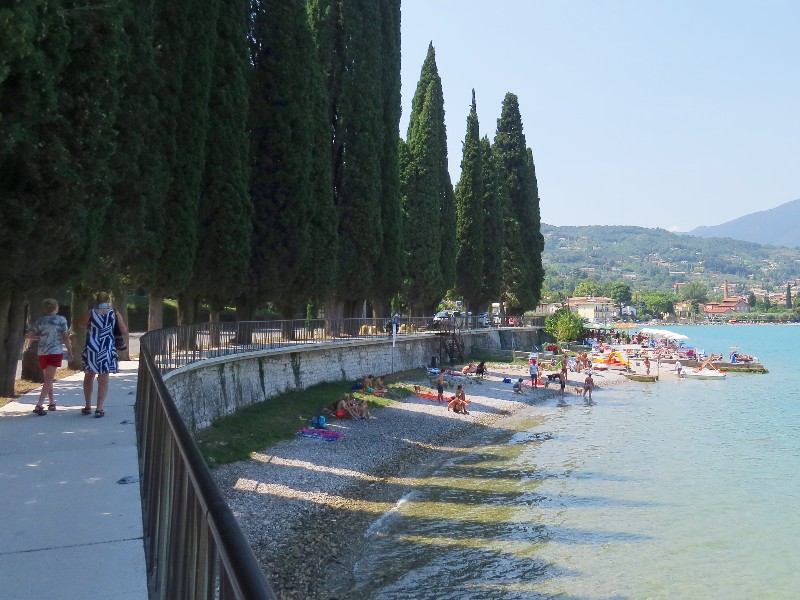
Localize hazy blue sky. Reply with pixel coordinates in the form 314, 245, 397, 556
400, 1, 798, 231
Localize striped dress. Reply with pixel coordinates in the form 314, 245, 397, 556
81, 309, 119, 374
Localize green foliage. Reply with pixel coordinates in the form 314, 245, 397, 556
370, 0, 403, 304
680, 280, 709, 304
493, 93, 543, 311
545, 307, 584, 344
189, 0, 252, 309
149, 0, 220, 298
248, 0, 317, 315
479, 136, 504, 305
642, 291, 675, 318
543, 224, 800, 294
573, 280, 603, 297
610, 281, 632, 305
401, 45, 450, 313
454, 90, 485, 311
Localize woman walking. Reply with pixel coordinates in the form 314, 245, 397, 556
26, 299, 73, 415
79, 292, 128, 418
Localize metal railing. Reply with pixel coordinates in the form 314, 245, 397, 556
141, 316, 544, 377
134, 314, 543, 599
137, 336, 277, 600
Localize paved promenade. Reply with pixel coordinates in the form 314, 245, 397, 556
0, 361, 147, 600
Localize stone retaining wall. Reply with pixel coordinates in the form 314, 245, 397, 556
163, 329, 541, 432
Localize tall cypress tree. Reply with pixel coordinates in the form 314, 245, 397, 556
454, 90, 484, 311
301, 3, 337, 307
141, 0, 219, 327
479, 136, 505, 306
246, 0, 316, 318
308, 0, 391, 318
403, 43, 454, 312
400, 88, 445, 313
493, 92, 542, 311
371, 0, 403, 309
186, 0, 252, 319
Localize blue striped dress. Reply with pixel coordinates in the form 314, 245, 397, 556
81, 309, 119, 374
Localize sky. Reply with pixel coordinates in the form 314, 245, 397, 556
400, 1, 799, 232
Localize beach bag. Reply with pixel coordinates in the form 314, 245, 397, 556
310, 415, 328, 429
113, 312, 127, 350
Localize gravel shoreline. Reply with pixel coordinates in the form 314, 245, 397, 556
211, 362, 633, 599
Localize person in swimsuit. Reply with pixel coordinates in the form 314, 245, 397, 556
447, 384, 469, 414
583, 372, 594, 402
436, 372, 444, 401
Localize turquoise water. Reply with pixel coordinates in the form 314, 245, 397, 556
350, 325, 800, 599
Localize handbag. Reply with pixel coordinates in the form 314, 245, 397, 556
113, 313, 127, 351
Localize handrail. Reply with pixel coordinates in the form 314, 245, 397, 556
137, 334, 277, 600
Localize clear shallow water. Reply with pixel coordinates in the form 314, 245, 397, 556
350, 325, 800, 599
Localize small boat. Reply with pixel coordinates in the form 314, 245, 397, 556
683, 360, 726, 380
625, 373, 658, 382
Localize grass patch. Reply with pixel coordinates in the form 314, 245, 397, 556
195, 378, 414, 467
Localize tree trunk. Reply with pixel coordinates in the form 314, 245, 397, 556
69, 286, 93, 370
0, 290, 27, 397
148, 293, 164, 331
111, 287, 130, 361
21, 292, 46, 382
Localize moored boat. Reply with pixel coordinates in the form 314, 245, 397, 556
683, 360, 726, 380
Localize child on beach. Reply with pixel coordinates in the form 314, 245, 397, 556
436, 372, 444, 401
512, 378, 525, 394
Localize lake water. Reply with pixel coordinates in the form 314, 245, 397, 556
348, 325, 800, 599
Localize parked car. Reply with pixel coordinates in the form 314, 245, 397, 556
477, 312, 491, 327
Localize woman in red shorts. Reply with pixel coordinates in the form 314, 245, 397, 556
26, 298, 73, 415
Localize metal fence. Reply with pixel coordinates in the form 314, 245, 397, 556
135, 314, 543, 599
137, 337, 277, 600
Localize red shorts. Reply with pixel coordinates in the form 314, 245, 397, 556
38, 353, 63, 369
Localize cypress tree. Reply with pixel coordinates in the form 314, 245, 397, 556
246, 0, 316, 318
403, 43, 454, 312
146, 0, 219, 327
301, 5, 337, 307
493, 92, 542, 311
454, 90, 485, 311
787, 282, 792, 309
370, 0, 403, 309
186, 0, 252, 319
308, 0, 390, 318
479, 136, 504, 308
400, 89, 445, 313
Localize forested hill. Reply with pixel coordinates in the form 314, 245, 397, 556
688, 199, 800, 248
542, 224, 800, 293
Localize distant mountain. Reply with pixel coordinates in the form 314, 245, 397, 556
542, 224, 800, 294
688, 199, 800, 248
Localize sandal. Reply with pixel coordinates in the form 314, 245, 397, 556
33, 405, 47, 416
48, 403, 57, 411
81, 407, 93, 415
94, 409, 105, 418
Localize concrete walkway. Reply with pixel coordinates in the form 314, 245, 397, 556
0, 361, 148, 600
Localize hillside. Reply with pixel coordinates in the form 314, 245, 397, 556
688, 199, 800, 248
542, 224, 800, 294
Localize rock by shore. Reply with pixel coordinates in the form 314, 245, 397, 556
211, 362, 636, 599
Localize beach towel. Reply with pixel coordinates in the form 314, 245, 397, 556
416, 391, 448, 402
296, 427, 344, 441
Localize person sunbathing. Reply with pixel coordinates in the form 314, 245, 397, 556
374, 376, 388, 393
475, 361, 487, 378
462, 362, 476, 375
336, 395, 362, 419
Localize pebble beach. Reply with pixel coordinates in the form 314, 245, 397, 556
211, 361, 646, 599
